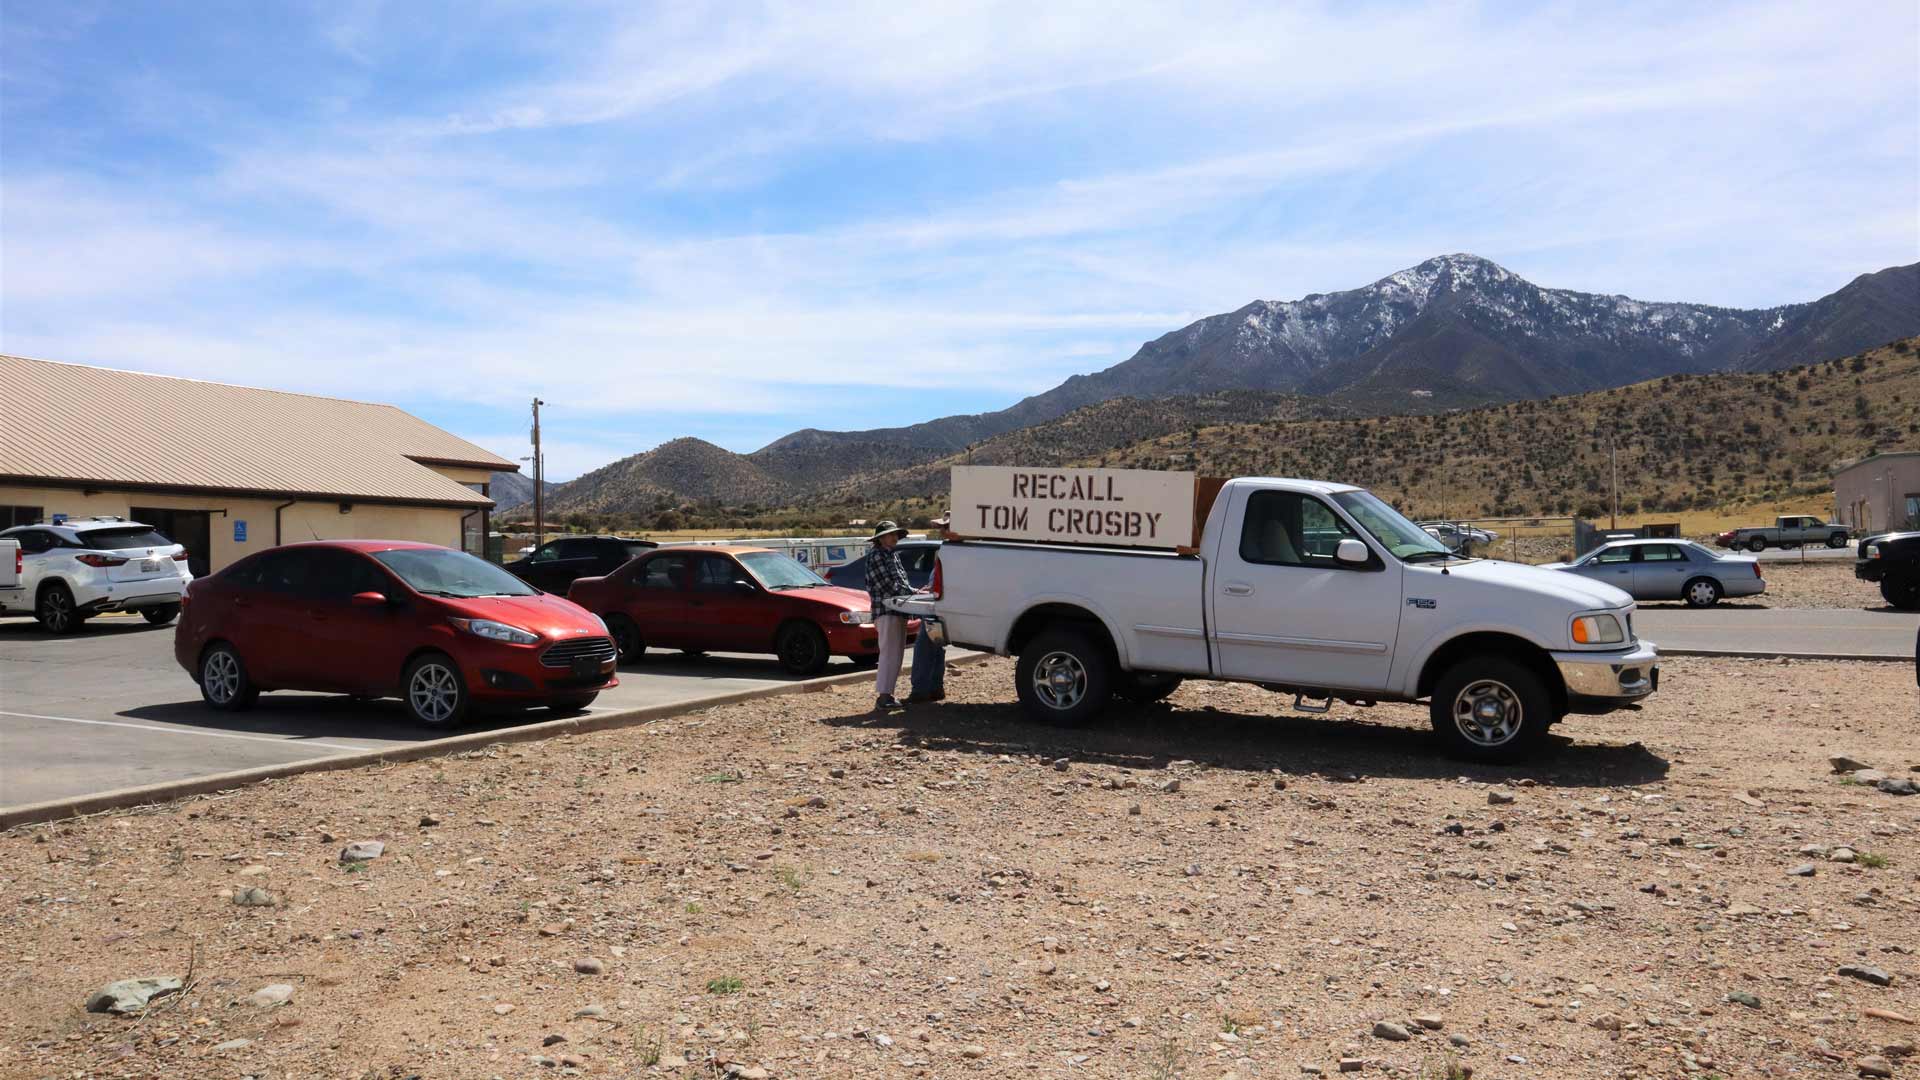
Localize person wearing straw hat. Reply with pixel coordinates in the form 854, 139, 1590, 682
863, 520, 913, 710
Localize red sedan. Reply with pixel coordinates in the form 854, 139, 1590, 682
175, 540, 617, 726
568, 545, 911, 676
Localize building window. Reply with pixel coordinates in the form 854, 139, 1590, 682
0, 505, 45, 528
1904, 494, 1920, 530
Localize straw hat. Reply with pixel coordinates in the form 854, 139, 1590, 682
869, 520, 909, 541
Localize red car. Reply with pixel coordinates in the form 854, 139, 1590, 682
174, 540, 617, 726
567, 545, 912, 676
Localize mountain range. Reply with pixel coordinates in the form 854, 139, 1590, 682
527, 255, 1920, 514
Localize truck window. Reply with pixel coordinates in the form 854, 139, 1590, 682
1238, 491, 1359, 568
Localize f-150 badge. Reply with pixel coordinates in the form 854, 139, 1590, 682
1406, 597, 1437, 609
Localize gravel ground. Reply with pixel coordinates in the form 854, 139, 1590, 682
4, 657, 1917, 1080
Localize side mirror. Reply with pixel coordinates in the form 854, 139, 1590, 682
1335, 539, 1370, 566
350, 591, 389, 608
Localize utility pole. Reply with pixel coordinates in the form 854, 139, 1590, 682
531, 398, 546, 550
1609, 431, 1619, 530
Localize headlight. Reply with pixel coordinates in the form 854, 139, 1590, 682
1866, 544, 1880, 559
840, 610, 872, 625
1571, 614, 1625, 646
448, 617, 539, 645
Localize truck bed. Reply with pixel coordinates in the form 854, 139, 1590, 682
923, 539, 1214, 676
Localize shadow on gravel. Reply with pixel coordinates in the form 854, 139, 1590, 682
0, 617, 166, 641
117, 697, 569, 742
825, 699, 1670, 789
1635, 601, 1768, 610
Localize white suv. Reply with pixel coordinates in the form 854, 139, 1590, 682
0, 517, 193, 633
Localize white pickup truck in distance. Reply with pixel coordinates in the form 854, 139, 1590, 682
912, 475, 1660, 762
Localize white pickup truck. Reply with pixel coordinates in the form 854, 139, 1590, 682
908, 477, 1660, 761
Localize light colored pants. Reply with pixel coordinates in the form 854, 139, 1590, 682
874, 614, 906, 699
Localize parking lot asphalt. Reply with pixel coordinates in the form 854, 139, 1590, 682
0, 613, 904, 811
1634, 605, 1919, 658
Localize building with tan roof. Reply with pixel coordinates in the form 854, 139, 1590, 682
0, 354, 517, 575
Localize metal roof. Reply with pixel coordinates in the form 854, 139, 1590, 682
0, 354, 515, 507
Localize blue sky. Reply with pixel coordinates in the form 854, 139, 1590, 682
4, 2, 1916, 479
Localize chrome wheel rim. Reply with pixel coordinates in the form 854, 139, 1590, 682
42, 591, 71, 631
1453, 678, 1522, 747
1032, 651, 1088, 711
409, 663, 460, 723
204, 650, 239, 704
1688, 580, 1717, 606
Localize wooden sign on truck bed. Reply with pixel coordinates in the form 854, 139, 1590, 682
949, 465, 1204, 550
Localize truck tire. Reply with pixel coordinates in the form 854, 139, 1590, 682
142, 603, 181, 626
1882, 575, 1920, 611
1826, 533, 1848, 549
1015, 628, 1113, 726
1429, 656, 1553, 763
1746, 536, 1767, 553
1116, 671, 1182, 704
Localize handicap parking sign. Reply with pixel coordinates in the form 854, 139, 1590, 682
234, 520, 248, 542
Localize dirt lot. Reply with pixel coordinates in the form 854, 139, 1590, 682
3, 657, 1917, 1080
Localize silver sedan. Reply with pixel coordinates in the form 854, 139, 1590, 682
1542, 539, 1765, 607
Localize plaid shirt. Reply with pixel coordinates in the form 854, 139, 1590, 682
865, 543, 912, 613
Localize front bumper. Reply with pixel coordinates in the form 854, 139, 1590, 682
1855, 561, 1883, 582
462, 635, 619, 702
1552, 640, 1659, 714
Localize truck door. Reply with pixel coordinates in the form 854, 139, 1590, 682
1208, 487, 1403, 692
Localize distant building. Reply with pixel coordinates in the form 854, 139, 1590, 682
1833, 451, 1920, 535
0, 354, 516, 575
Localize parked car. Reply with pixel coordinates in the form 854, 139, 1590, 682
1855, 531, 1920, 609
567, 545, 915, 676
0, 517, 192, 632
825, 540, 942, 591
1417, 521, 1498, 554
905, 476, 1658, 762
174, 540, 616, 725
504, 535, 658, 593
1715, 515, 1850, 552
1541, 539, 1762, 608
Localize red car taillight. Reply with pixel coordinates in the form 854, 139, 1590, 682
1754, 562, 1763, 579
75, 553, 128, 568
928, 556, 943, 600
173, 551, 189, 561
12, 549, 20, 577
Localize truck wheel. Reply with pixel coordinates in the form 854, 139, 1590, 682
1826, 533, 1848, 549
1430, 656, 1553, 763
1682, 578, 1721, 608
199, 642, 259, 711
1115, 671, 1183, 704
1882, 575, 1920, 611
1015, 628, 1113, 726
775, 622, 830, 677
1746, 536, 1767, 553
36, 583, 86, 634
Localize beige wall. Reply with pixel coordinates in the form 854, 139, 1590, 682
1833, 455, 1920, 534
0, 485, 481, 573
431, 465, 500, 487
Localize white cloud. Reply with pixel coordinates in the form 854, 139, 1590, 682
2, 0, 1915, 474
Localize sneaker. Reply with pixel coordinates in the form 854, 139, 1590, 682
875, 695, 902, 710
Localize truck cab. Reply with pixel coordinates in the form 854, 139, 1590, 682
917, 474, 1660, 762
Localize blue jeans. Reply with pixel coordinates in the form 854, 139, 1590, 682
910, 622, 946, 697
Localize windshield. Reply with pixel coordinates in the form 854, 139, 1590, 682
739, 551, 828, 589
374, 548, 539, 598
1331, 490, 1455, 560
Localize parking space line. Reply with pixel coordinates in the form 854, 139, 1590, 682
0, 710, 368, 754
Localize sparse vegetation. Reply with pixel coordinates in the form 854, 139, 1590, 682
706, 975, 744, 995
1856, 852, 1888, 869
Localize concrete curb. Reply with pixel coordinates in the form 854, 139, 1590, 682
0, 653, 994, 831
1659, 647, 1910, 663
